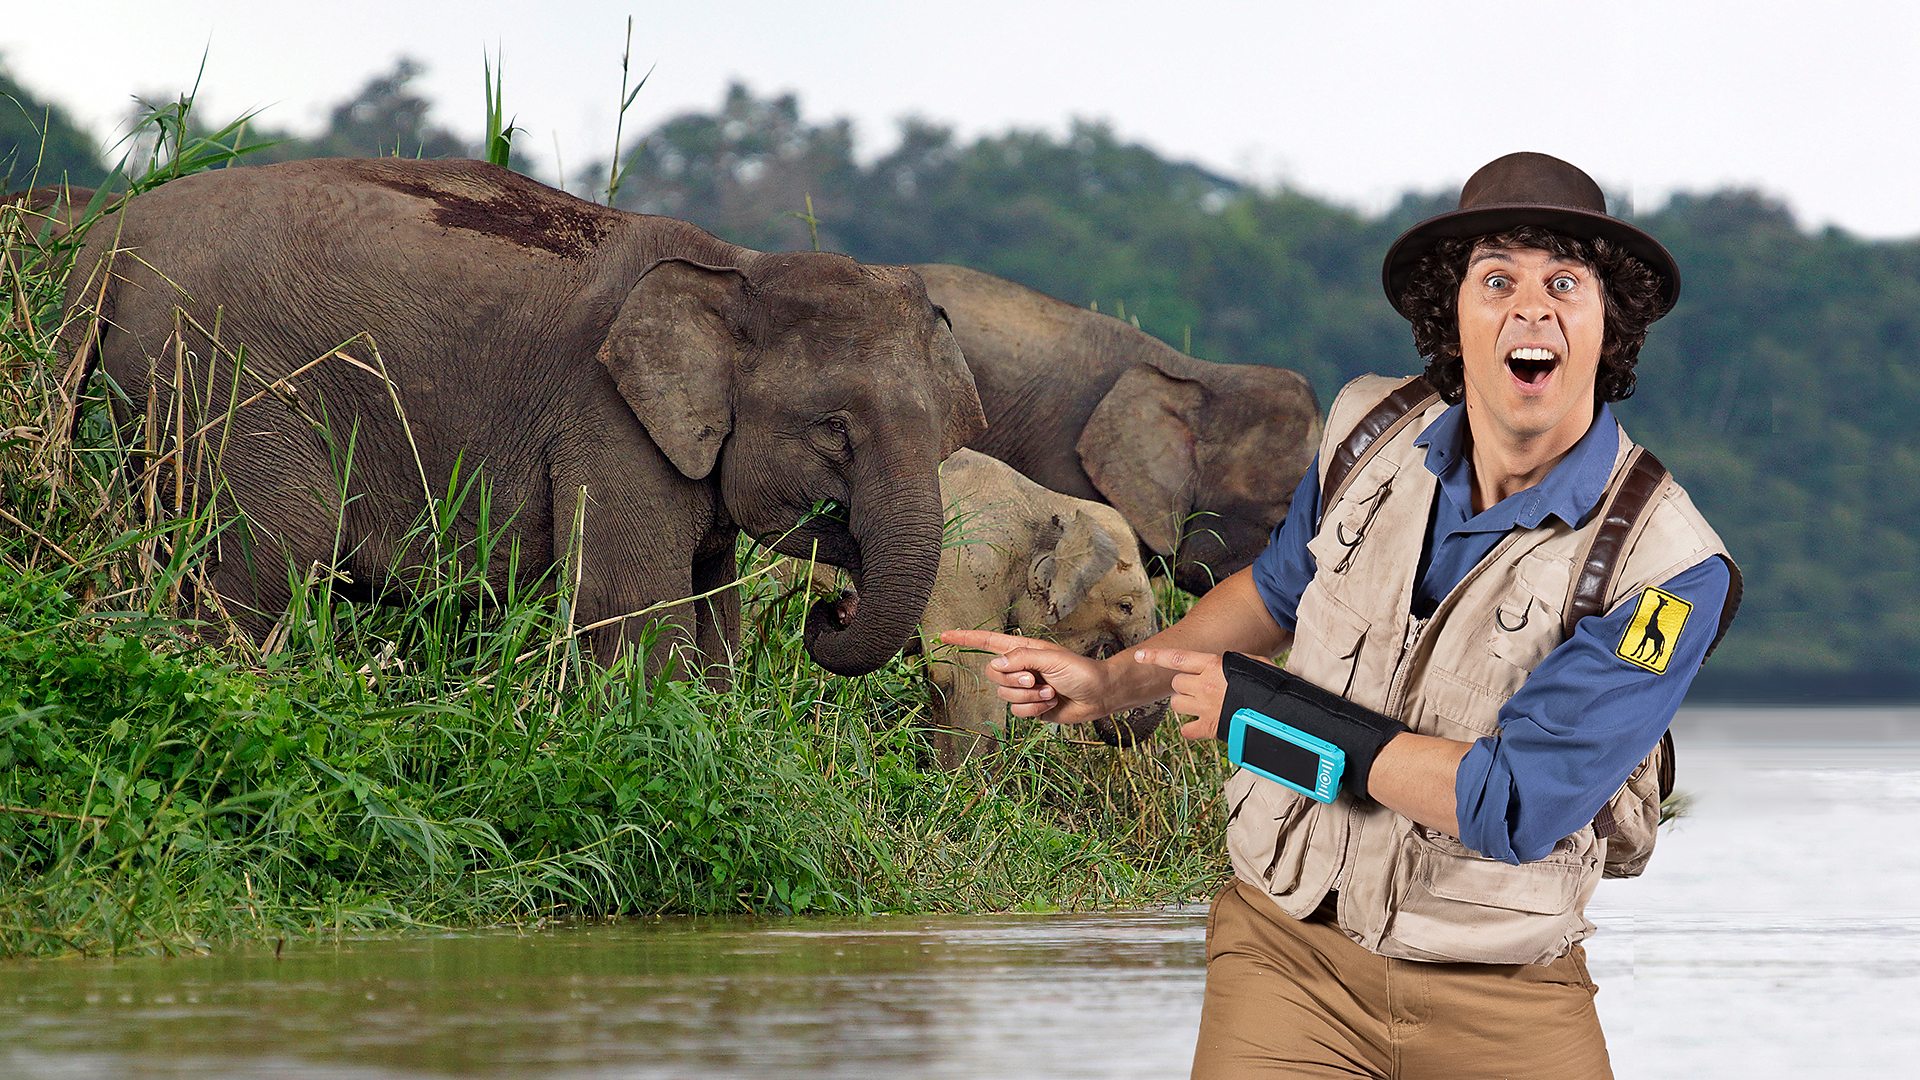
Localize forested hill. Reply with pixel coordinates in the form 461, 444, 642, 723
5, 67, 1916, 700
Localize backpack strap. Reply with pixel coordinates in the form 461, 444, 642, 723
1566, 444, 1742, 659
1319, 375, 1441, 518
1563, 442, 1745, 832
1565, 446, 1669, 634
1565, 447, 1677, 818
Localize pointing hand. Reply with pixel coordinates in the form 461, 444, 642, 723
937, 629, 1112, 726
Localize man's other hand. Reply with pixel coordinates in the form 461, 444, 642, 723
1131, 648, 1234, 740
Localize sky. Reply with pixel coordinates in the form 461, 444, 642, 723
6, 0, 1920, 239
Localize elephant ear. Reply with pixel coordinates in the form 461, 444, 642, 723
1029, 510, 1121, 623
597, 258, 747, 480
932, 305, 989, 458
1078, 364, 1203, 557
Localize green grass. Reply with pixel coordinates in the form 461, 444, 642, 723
0, 101, 1229, 961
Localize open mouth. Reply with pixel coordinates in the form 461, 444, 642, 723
1506, 346, 1560, 388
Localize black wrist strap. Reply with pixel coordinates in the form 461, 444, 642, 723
1218, 652, 1408, 801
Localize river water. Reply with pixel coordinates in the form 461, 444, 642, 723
2, 706, 1915, 1079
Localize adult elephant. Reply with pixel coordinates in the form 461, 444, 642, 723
914, 264, 1321, 595
64, 158, 985, 677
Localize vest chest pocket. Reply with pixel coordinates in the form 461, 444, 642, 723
1310, 465, 1399, 577
1284, 588, 1371, 703
1485, 554, 1570, 674
1423, 555, 1571, 739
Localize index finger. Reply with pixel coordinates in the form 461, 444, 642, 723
1131, 647, 1218, 676
939, 628, 1052, 655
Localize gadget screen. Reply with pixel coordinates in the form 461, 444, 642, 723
1239, 721, 1323, 789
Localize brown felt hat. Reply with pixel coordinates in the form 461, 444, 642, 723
1381, 151, 1680, 319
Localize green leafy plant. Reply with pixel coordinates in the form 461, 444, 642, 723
787, 193, 822, 251
481, 46, 523, 169
117, 51, 277, 194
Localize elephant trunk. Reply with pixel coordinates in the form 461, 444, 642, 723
801, 457, 944, 677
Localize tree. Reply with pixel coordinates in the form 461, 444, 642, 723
599, 83, 859, 249
0, 66, 109, 189
227, 58, 471, 164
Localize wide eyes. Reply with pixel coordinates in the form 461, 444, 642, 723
1481, 271, 1581, 294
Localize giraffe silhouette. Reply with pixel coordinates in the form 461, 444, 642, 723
1631, 594, 1671, 665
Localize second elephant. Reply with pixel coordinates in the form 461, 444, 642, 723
915, 264, 1322, 596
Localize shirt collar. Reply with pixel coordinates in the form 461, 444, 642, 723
1414, 401, 1619, 529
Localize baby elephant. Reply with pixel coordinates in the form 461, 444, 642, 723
922, 450, 1165, 766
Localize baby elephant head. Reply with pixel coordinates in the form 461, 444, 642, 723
1025, 507, 1166, 746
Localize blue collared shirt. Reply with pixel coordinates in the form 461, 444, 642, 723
1250, 402, 1729, 863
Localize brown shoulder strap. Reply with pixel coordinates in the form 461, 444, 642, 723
1319, 375, 1440, 517
1565, 446, 1667, 634
1570, 447, 1674, 814
1564, 444, 1742, 658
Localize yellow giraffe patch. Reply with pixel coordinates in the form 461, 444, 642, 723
1616, 587, 1692, 674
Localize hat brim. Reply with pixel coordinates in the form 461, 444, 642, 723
1381, 204, 1680, 320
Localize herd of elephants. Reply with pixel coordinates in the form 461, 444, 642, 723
9, 157, 1327, 765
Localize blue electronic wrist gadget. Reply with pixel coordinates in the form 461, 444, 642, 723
1227, 708, 1346, 803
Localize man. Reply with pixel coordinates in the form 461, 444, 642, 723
943, 152, 1738, 1078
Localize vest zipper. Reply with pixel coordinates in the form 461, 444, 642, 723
1384, 616, 1427, 717
1330, 617, 1428, 904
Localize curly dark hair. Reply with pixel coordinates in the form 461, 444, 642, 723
1397, 226, 1667, 404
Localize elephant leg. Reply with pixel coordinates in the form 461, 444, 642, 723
691, 545, 741, 689
576, 573, 701, 674
927, 649, 1005, 769
199, 534, 288, 643
550, 476, 708, 676
197, 447, 365, 645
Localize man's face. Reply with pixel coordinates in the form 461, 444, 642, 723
1455, 244, 1605, 451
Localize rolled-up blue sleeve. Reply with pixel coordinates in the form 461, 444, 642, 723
1248, 454, 1323, 631
1455, 557, 1731, 863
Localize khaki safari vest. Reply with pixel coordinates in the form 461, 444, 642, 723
1226, 375, 1739, 965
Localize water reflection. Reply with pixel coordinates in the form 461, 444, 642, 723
2, 912, 1209, 1079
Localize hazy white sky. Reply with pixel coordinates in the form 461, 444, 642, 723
7, 0, 1919, 237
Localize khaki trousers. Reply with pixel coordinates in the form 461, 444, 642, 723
1191, 880, 1612, 1080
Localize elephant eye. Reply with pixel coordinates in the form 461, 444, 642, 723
1117, 600, 1134, 616
817, 415, 854, 454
